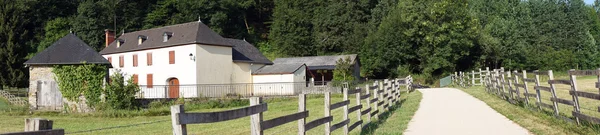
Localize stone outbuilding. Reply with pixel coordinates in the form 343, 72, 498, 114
24, 33, 111, 112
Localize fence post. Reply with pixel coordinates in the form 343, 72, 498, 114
472, 70, 475, 85
171, 104, 187, 135
375, 81, 381, 119
298, 94, 306, 135
534, 70, 543, 110
343, 86, 349, 135
507, 72, 514, 102
548, 70, 560, 116
324, 91, 331, 135
365, 83, 371, 123
479, 68, 483, 85
355, 87, 362, 129
24, 118, 53, 131
501, 72, 507, 99
513, 70, 521, 102
250, 97, 263, 135
568, 69, 581, 125
522, 70, 530, 104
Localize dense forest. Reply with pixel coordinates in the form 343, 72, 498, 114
1, 0, 600, 87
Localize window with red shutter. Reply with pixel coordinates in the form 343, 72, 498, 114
132, 74, 138, 84
133, 54, 138, 67
107, 57, 112, 63
169, 51, 175, 64
119, 55, 124, 67
147, 52, 152, 66
146, 74, 153, 88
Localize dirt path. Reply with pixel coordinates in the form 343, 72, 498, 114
403, 88, 530, 135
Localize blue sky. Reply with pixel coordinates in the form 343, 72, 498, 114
586, 0, 595, 5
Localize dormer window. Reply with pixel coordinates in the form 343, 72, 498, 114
116, 39, 124, 48
163, 32, 173, 42
138, 35, 147, 45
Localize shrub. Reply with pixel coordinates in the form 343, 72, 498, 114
105, 70, 140, 110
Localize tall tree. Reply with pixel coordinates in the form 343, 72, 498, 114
312, 0, 371, 54
72, 0, 109, 51
0, 0, 31, 87
269, 0, 318, 56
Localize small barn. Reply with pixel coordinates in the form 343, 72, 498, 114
272, 54, 360, 84
24, 33, 110, 112
252, 63, 307, 95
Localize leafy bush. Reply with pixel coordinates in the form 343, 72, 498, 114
53, 64, 106, 107
104, 70, 140, 110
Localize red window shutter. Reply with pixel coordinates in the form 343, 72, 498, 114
119, 55, 124, 67
147, 52, 152, 66
132, 74, 138, 84
133, 54, 138, 67
147, 74, 153, 88
107, 57, 112, 63
169, 51, 175, 64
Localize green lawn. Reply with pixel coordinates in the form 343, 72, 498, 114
370, 91, 422, 135
0, 97, 9, 110
0, 90, 421, 135
458, 86, 600, 135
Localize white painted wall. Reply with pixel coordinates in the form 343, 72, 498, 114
196, 45, 233, 84
251, 65, 306, 95
232, 62, 252, 83
103, 44, 199, 98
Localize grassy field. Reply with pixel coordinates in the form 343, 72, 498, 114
0, 90, 421, 135
370, 91, 422, 135
0, 97, 9, 110
460, 85, 600, 135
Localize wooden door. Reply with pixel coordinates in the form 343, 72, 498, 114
168, 78, 179, 98
36, 80, 63, 110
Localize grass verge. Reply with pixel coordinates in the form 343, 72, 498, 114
0, 97, 9, 110
459, 86, 600, 135
364, 91, 422, 135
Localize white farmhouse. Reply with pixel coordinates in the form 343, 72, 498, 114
99, 21, 273, 98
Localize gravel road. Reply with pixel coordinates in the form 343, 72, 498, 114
403, 88, 530, 135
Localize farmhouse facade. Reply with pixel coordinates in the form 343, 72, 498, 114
99, 21, 273, 98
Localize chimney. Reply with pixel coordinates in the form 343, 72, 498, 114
105, 29, 115, 47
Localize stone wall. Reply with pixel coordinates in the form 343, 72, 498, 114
28, 65, 93, 112
28, 66, 55, 110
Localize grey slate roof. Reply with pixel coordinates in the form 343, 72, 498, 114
100, 21, 232, 55
253, 63, 306, 75
272, 54, 358, 70
25, 33, 111, 66
226, 38, 273, 65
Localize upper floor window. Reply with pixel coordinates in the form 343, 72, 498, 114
119, 55, 124, 67
163, 32, 173, 42
147, 52, 153, 66
169, 51, 175, 64
107, 57, 112, 64
133, 54, 138, 67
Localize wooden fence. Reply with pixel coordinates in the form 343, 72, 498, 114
170, 76, 413, 135
452, 67, 492, 87
475, 68, 600, 125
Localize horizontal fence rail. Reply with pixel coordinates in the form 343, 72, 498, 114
170, 77, 413, 135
